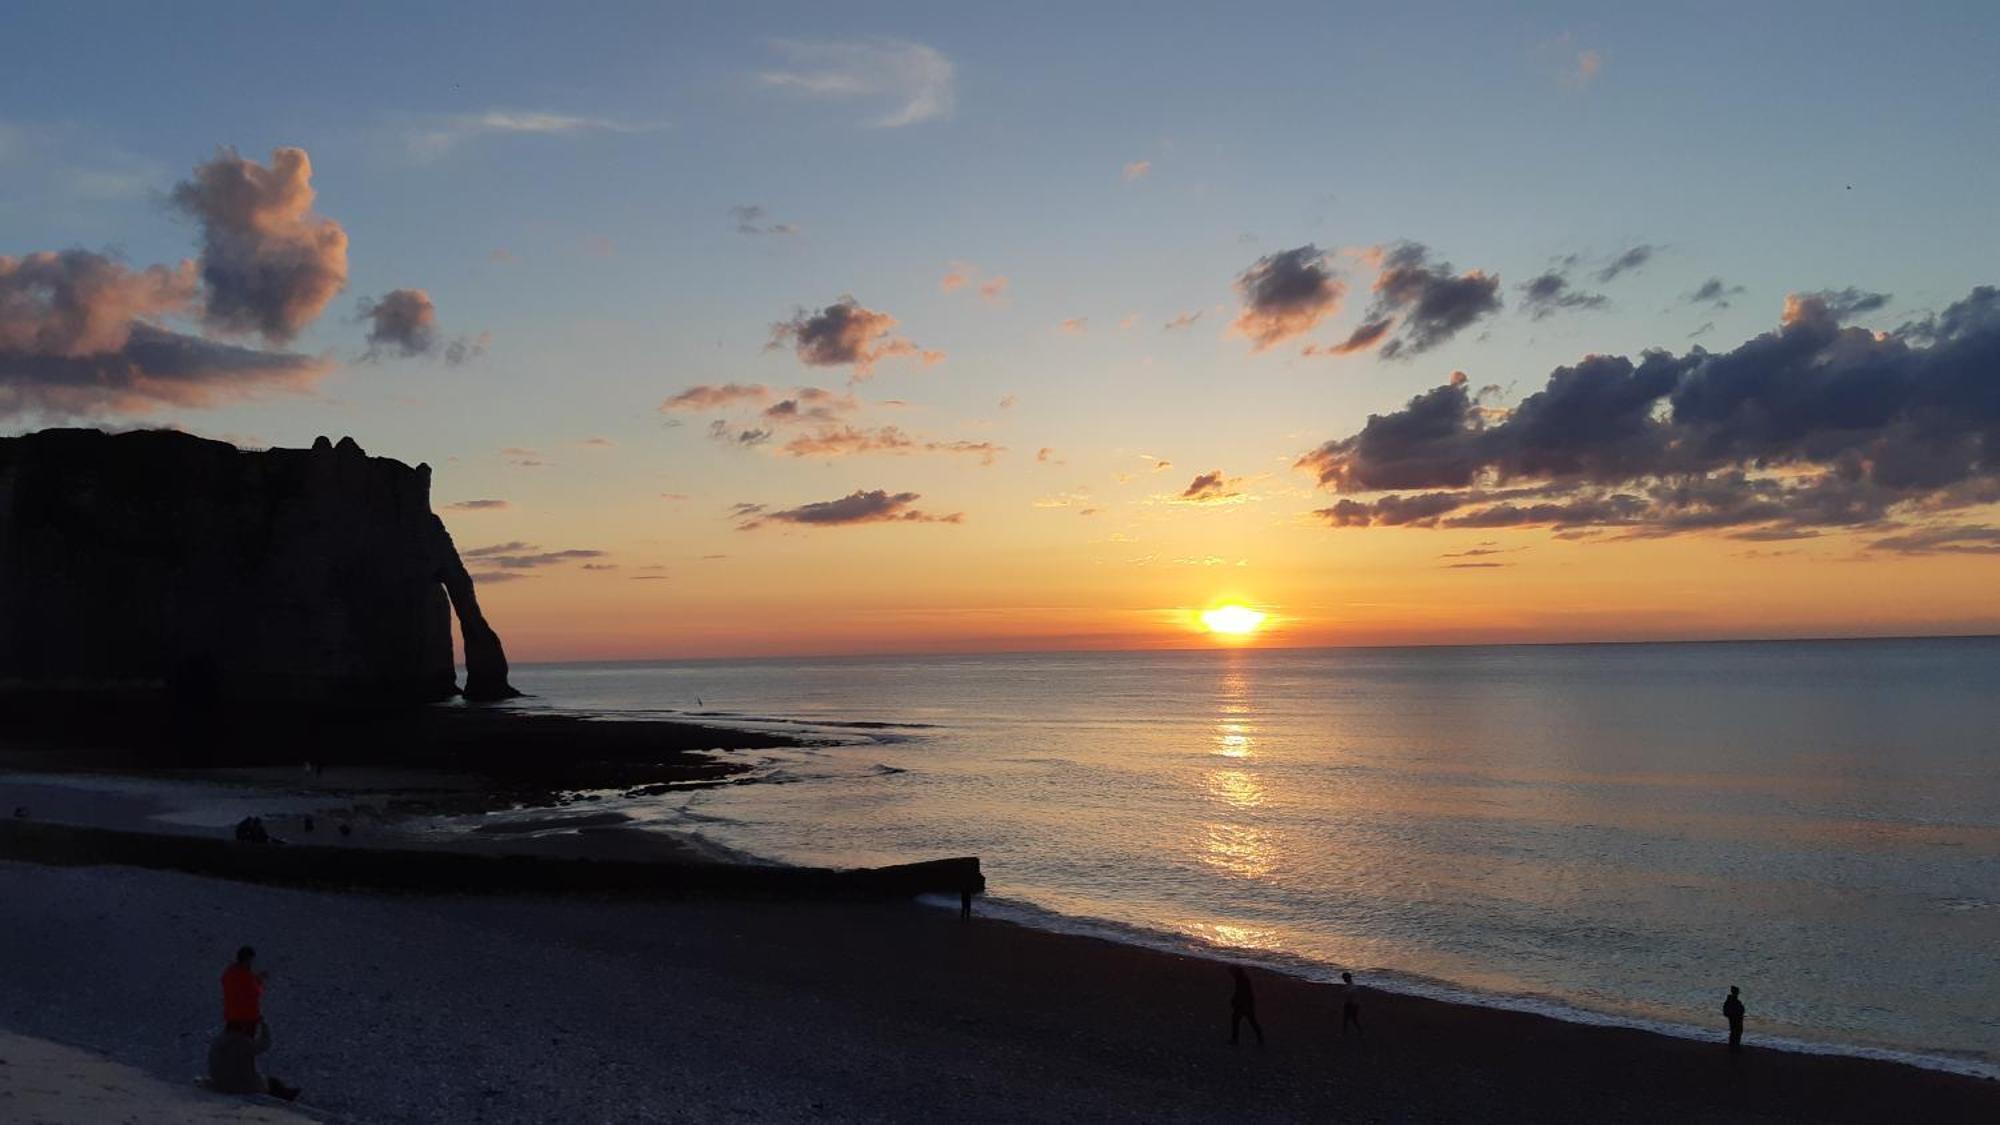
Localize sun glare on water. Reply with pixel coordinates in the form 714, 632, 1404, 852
1201, 604, 1267, 637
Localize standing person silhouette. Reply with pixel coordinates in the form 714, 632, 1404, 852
1722, 986, 1746, 1052
1340, 971, 1364, 1039
221, 946, 265, 1034
1228, 966, 1265, 1046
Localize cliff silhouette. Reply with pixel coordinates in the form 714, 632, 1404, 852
0, 428, 514, 704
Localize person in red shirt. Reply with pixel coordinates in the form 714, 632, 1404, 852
221, 945, 265, 1033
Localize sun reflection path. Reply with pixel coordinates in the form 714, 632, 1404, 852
1212, 662, 1256, 758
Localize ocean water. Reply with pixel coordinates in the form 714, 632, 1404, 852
500, 638, 2000, 1075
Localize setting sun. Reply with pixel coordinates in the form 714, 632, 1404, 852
1201, 605, 1267, 636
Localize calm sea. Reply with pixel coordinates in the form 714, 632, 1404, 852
500, 638, 2000, 1075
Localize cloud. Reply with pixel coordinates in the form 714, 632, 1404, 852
359, 288, 437, 358
1123, 160, 1151, 182
1360, 242, 1503, 358
466, 570, 528, 584
445, 499, 510, 511
1306, 319, 1393, 357
731, 204, 798, 236
1595, 245, 1655, 283
171, 147, 349, 345
1163, 310, 1203, 331
759, 39, 955, 128
1788, 287, 1888, 324
671, 382, 989, 462
461, 542, 607, 569
1231, 245, 1344, 351
776, 424, 1002, 464
1519, 271, 1608, 320
443, 331, 489, 366
942, 263, 1008, 301
737, 488, 963, 530
1688, 277, 1746, 310
1297, 284, 2000, 540
1868, 524, 2000, 555
998, 394, 1016, 409
0, 249, 329, 417
1058, 317, 1088, 335
661, 383, 774, 412
358, 288, 486, 365
1181, 470, 1242, 502
768, 297, 941, 378
581, 436, 615, 448
1575, 49, 1604, 86
406, 110, 663, 159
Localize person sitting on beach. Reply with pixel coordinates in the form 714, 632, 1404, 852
1340, 971, 1364, 1039
207, 1020, 301, 1102
222, 946, 265, 1033
233, 816, 271, 844
1228, 966, 1265, 1047
1723, 985, 1746, 1052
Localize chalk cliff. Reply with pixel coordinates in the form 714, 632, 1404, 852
0, 428, 515, 703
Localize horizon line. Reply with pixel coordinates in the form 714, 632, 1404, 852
501, 628, 2000, 668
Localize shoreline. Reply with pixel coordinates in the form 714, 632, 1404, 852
3, 860, 1993, 1123
5, 764, 1990, 1084
946, 890, 2000, 1083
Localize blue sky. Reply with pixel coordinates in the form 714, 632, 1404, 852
3, 3, 1998, 655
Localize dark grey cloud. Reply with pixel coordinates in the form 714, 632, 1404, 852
171, 147, 349, 345
1795, 287, 1889, 323
1305, 318, 1392, 357
1296, 284, 2000, 541
444, 499, 509, 511
1360, 242, 1503, 358
731, 204, 798, 236
768, 296, 941, 378
360, 288, 436, 357
1594, 245, 1655, 283
0, 248, 329, 417
1230, 245, 1343, 351
358, 288, 485, 364
1180, 470, 1241, 502
461, 542, 607, 569
1519, 271, 1608, 320
1688, 277, 1746, 310
737, 488, 964, 530
1868, 524, 2000, 555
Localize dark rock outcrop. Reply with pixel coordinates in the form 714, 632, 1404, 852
0, 428, 515, 704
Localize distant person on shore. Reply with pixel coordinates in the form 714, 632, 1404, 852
222, 946, 265, 1033
1340, 971, 1364, 1039
207, 1020, 301, 1102
959, 886, 973, 922
233, 816, 272, 844
1228, 966, 1265, 1046
1723, 986, 1746, 1052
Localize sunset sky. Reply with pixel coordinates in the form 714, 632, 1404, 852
4, 3, 1998, 659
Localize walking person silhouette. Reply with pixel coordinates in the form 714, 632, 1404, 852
1722, 986, 1746, 1052
1340, 971, 1364, 1039
1228, 966, 1265, 1046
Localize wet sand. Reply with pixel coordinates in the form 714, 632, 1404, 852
3, 860, 1993, 1124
